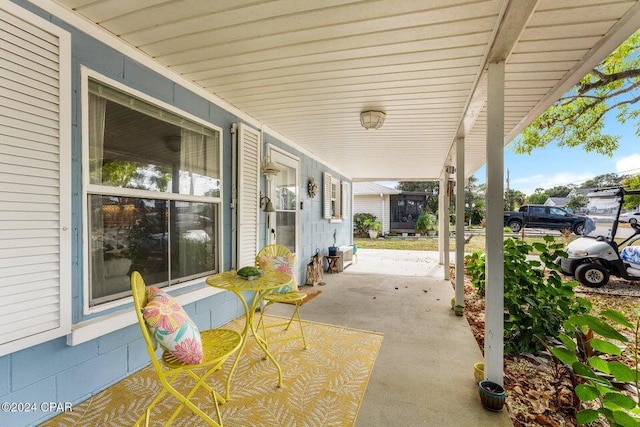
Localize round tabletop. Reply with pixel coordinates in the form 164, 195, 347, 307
206, 270, 292, 292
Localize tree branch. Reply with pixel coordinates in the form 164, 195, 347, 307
578, 68, 640, 93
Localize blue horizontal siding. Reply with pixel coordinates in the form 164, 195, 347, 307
3, 1, 352, 426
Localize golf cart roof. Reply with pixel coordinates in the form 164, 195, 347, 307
586, 188, 622, 198
585, 187, 640, 198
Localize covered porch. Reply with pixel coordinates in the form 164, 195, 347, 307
43, 249, 512, 426
2, 1, 640, 425
273, 249, 512, 426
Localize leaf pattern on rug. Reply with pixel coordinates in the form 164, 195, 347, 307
41, 316, 383, 427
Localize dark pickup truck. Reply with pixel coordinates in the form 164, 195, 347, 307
504, 205, 587, 235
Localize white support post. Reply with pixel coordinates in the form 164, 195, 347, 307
455, 138, 465, 309
485, 61, 505, 385
440, 177, 449, 279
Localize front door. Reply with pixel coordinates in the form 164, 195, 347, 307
267, 148, 299, 256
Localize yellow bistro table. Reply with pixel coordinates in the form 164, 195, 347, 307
206, 270, 292, 400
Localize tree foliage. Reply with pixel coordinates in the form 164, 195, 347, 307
580, 172, 628, 189
504, 189, 526, 211
621, 175, 640, 209
527, 189, 549, 204
565, 194, 586, 212
396, 181, 438, 193
396, 181, 439, 214
546, 185, 575, 198
464, 175, 485, 225
515, 30, 640, 156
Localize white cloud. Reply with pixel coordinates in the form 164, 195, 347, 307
512, 172, 594, 195
615, 153, 640, 174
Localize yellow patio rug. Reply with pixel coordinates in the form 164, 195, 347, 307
41, 315, 383, 427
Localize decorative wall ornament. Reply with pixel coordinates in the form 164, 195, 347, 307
307, 178, 318, 198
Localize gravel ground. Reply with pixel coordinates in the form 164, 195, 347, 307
575, 277, 640, 297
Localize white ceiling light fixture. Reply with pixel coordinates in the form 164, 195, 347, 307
360, 110, 386, 130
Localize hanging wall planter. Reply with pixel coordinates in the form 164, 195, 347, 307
478, 380, 506, 411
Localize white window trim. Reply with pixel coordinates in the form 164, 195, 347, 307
323, 172, 347, 223
80, 67, 224, 315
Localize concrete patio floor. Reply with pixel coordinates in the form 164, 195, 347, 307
269, 248, 513, 427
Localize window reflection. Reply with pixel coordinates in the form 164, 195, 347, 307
88, 84, 220, 198
89, 196, 217, 306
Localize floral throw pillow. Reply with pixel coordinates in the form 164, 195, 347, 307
143, 287, 203, 364
256, 255, 299, 294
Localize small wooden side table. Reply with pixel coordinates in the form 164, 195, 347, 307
324, 255, 340, 273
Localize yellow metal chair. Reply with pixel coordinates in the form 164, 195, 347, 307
131, 271, 242, 426
255, 244, 308, 350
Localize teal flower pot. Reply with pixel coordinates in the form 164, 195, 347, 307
478, 380, 505, 411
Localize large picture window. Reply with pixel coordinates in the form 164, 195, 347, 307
85, 78, 221, 308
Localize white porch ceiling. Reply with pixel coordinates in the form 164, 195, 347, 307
51, 0, 640, 181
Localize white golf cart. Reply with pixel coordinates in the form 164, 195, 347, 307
558, 187, 640, 288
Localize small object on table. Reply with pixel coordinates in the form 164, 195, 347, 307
324, 255, 340, 273
236, 266, 264, 280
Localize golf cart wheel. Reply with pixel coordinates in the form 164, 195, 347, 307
508, 221, 522, 233
573, 223, 585, 235
575, 263, 609, 288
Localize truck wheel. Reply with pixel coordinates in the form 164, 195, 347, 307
575, 263, 609, 288
508, 221, 522, 232
573, 223, 585, 235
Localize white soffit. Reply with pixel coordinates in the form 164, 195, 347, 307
50, 0, 640, 181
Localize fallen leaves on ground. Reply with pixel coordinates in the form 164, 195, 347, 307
457, 271, 640, 427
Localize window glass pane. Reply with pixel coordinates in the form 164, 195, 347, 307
177, 131, 221, 197
88, 83, 220, 197
89, 195, 169, 306
170, 201, 217, 280
276, 212, 296, 252
274, 164, 296, 210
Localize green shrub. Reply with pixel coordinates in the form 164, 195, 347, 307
354, 213, 376, 237
363, 218, 381, 232
415, 212, 437, 234
464, 236, 591, 354
552, 309, 639, 426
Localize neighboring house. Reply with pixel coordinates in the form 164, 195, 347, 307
353, 182, 400, 235
544, 188, 594, 213
544, 197, 568, 207
353, 184, 436, 235
568, 188, 596, 198
389, 192, 432, 234
0, 3, 352, 425
545, 189, 595, 211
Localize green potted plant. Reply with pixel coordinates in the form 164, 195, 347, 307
416, 212, 437, 237
364, 218, 382, 239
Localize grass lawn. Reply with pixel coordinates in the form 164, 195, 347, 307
354, 232, 578, 254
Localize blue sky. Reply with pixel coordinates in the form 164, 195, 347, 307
489, 114, 640, 195
378, 115, 639, 196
